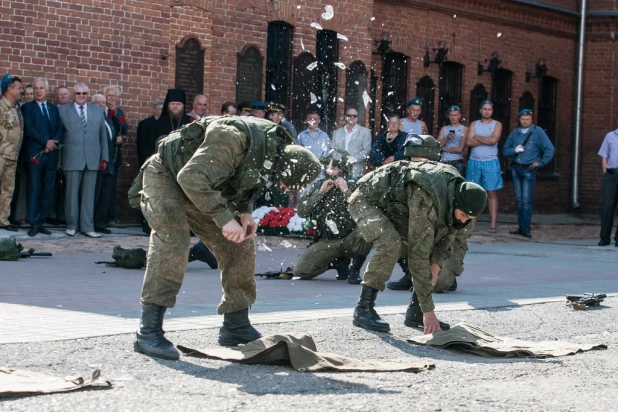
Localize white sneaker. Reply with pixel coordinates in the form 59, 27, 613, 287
83, 231, 102, 238
65, 229, 76, 236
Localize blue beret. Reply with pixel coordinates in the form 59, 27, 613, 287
479, 99, 493, 109
250, 101, 269, 110
518, 109, 533, 116
446, 105, 461, 114
1, 74, 13, 95
406, 97, 423, 108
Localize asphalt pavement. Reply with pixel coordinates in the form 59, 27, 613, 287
0, 217, 617, 411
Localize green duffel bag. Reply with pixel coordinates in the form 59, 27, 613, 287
95, 245, 147, 269
0, 238, 23, 261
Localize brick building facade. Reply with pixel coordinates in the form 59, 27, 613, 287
2, 0, 616, 221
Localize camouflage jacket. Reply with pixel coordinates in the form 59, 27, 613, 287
159, 116, 293, 227
0, 97, 24, 160
297, 175, 356, 239
355, 159, 471, 312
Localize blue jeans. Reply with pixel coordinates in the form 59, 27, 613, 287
511, 165, 537, 233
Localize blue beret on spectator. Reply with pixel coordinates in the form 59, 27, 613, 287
1, 74, 13, 95
518, 109, 533, 117
479, 99, 493, 109
406, 97, 423, 108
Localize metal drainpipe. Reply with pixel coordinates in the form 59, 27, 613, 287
571, 0, 587, 212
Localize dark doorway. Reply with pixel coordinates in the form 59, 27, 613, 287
369, 69, 378, 136
380, 52, 408, 131
469, 83, 488, 123
416, 76, 435, 135
491, 69, 513, 173
291, 51, 317, 133
518, 91, 535, 112
537, 76, 558, 174
266, 21, 294, 106
316, 29, 339, 135
439, 62, 463, 128
345, 60, 368, 126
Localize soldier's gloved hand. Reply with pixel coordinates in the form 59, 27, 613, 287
423, 311, 443, 335
222, 219, 246, 243
239, 213, 257, 239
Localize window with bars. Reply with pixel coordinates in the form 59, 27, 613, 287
380, 52, 408, 131
416, 76, 435, 135
469, 84, 488, 123
537, 76, 558, 175
266, 21, 294, 106
316, 29, 339, 135
491, 69, 513, 174
438, 62, 463, 128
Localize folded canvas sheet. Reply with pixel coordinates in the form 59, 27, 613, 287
0, 368, 112, 397
178, 333, 434, 372
407, 323, 607, 358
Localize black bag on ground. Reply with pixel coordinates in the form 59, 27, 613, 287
95, 246, 147, 269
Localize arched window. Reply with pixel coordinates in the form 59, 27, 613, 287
316, 29, 339, 135
416, 76, 435, 135
439, 62, 463, 128
519, 91, 535, 112
381, 52, 408, 131
469, 84, 488, 123
538, 76, 558, 174
491, 68, 513, 173
291, 51, 317, 132
345, 61, 368, 126
266, 21, 294, 106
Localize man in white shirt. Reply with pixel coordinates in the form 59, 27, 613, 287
331, 108, 372, 180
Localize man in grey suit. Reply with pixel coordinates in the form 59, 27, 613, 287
331, 107, 372, 181
58, 82, 108, 238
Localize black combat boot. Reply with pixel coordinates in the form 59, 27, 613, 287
404, 290, 450, 330
188, 241, 219, 269
330, 257, 352, 280
353, 285, 390, 332
347, 254, 367, 285
135, 304, 180, 360
218, 308, 262, 346
386, 258, 413, 290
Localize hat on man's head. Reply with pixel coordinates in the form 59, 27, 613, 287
267, 102, 285, 113
479, 99, 493, 109
321, 148, 352, 176
161, 88, 186, 117
275, 145, 322, 192
238, 102, 252, 112
1, 74, 18, 95
453, 182, 487, 217
518, 108, 533, 117
250, 101, 269, 110
406, 97, 423, 108
403, 133, 441, 161
446, 105, 461, 115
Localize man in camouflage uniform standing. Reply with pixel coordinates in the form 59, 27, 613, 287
132, 116, 321, 360
293, 149, 371, 284
0, 74, 24, 232
348, 135, 487, 335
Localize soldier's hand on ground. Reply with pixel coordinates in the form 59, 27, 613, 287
334, 177, 348, 192
240, 213, 257, 239
222, 219, 246, 243
320, 180, 335, 193
423, 311, 443, 335
431, 263, 441, 286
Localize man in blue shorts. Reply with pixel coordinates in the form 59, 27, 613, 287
465, 100, 503, 232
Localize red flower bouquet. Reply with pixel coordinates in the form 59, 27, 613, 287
119, 115, 126, 124
108, 109, 116, 117
98, 159, 108, 171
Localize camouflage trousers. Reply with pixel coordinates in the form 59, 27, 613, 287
0, 156, 17, 226
293, 228, 372, 279
140, 154, 256, 314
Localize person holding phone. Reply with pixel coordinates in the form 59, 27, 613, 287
437, 105, 467, 174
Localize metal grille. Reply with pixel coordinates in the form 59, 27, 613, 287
491, 68, 513, 174
537, 76, 558, 173
316, 30, 339, 135
266, 21, 294, 106
345, 60, 368, 126
469, 84, 488, 123
438, 62, 463, 128
380, 52, 408, 131
416, 76, 435, 135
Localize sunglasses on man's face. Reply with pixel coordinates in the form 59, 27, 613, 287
346, 114, 358, 118
75, 92, 88, 96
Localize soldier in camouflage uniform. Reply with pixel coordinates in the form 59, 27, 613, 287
131, 116, 321, 360
388, 135, 468, 296
293, 149, 371, 284
348, 135, 487, 335
0, 74, 24, 232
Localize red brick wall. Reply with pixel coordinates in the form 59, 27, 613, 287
1, 0, 614, 220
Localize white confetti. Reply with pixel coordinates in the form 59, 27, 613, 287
334, 62, 346, 70
362, 90, 372, 106
290, 158, 298, 163
453, 14, 457, 18
321, 5, 334, 20
310, 92, 317, 104
387, 91, 394, 96
258, 243, 272, 252
338, 97, 344, 102
280, 240, 292, 248
370, 17, 375, 21
325, 219, 339, 235
336, 33, 348, 41
263, 160, 273, 169
383, 113, 389, 122
297, 5, 301, 9
354, 81, 359, 85
497, 32, 502, 37
300, 37, 305, 50
311, 22, 323, 30
270, 84, 276, 90
307, 61, 318, 71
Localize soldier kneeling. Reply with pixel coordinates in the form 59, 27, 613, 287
130, 116, 321, 360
